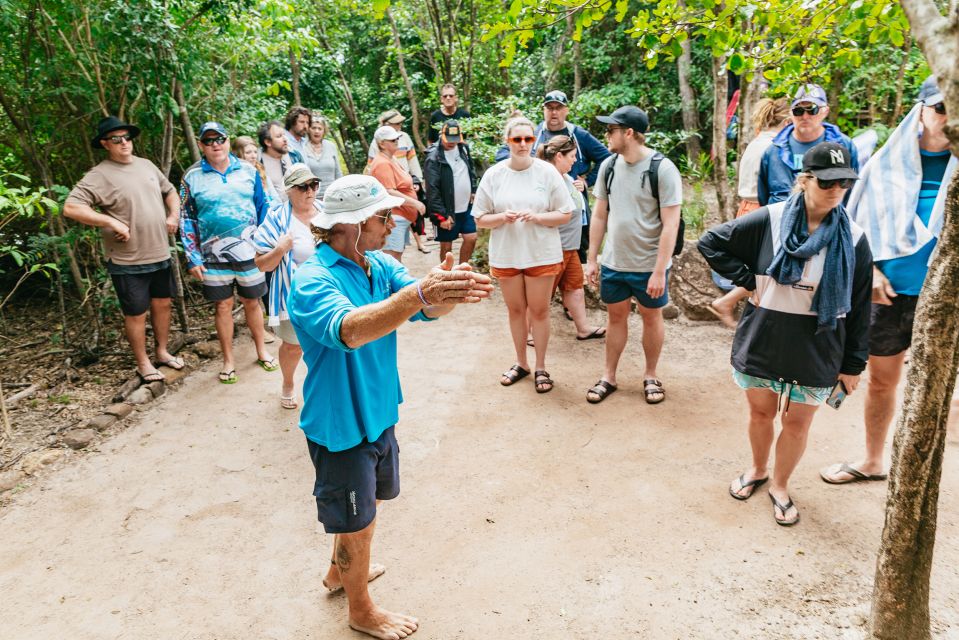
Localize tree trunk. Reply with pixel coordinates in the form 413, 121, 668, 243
711, 55, 733, 222
385, 8, 425, 152
869, 171, 959, 639
572, 37, 582, 99
738, 69, 764, 157
676, 17, 702, 161
290, 48, 301, 107
174, 79, 200, 165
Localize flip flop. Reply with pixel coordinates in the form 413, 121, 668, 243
280, 395, 298, 410
256, 357, 279, 372
563, 307, 573, 321
729, 474, 768, 501
769, 492, 800, 526
820, 462, 888, 484
576, 327, 607, 341
155, 356, 185, 370
586, 380, 617, 404
218, 370, 238, 384
137, 369, 165, 384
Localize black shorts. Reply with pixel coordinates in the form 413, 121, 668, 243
110, 266, 175, 316
307, 427, 400, 534
869, 295, 918, 356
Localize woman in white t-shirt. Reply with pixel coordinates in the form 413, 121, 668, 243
253, 164, 322, 409
473, 117, 575, 393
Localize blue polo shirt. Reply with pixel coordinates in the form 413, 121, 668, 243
288, 242, 433, 452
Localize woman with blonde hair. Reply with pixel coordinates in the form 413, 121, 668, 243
233, 135, 278, 205
473, 117, 575, 393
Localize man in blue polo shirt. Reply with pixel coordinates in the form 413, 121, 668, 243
288, 174, 492, 640
180, 121, 275, 384
821, 76, 957, 484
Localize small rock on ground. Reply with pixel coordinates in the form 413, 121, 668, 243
20, 449, 70, 475
147, 381, 165, 398
62, 429, 97, 450
191, 341, 220, 359
103, 403, 133, 419
0, 470, 25, 492
87, 414, 118, 432
126, 387, 153, 405
159, 366, 187, 384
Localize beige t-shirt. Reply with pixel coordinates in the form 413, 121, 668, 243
472, 158, 574, 269
67, 157, 174, 265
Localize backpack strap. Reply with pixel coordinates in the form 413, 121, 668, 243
604, 153, 619, 200
647, 151, 665, 208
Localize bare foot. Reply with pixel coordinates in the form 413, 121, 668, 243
323, 562, 386, 593
349, 607, 418, 640
707, 300, 738, 329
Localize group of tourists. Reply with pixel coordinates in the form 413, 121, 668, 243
61, 74, 955, 639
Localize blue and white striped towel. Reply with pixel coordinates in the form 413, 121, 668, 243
847, 103, 957, 262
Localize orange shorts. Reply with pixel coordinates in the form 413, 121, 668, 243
553, 250, 585, 293
736, 199, 761, 218
490, 263, 563, 279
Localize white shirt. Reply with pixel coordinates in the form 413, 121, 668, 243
473, 158, 574, 269
290, 216, 315, 265
445, 147, 471, 214
737, 130, 776, 200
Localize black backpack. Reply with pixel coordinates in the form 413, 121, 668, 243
603, 152, 685, 256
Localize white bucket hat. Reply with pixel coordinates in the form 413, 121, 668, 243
312, 174, 405, 229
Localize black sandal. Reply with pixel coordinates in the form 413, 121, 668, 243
769, 492, 800, 526
729, 474, 768, 501
500, 365, 530, 386
534, 370, 554, 394
643, 378, 665, 404
586, 380, 617, 404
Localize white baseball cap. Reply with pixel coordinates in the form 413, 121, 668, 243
374, 125, 402, 142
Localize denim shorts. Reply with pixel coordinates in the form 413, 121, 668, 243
732, 370, 832, 406
384, 216, 412, 252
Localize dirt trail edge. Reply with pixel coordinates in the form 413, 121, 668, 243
2, 247, 958, 640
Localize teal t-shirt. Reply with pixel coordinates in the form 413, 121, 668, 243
787, 134, 825, 171
875, 149, 952, 295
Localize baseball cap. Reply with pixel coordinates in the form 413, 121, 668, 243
792, 84, 828, 108
802, 142, 859, 181
917, 75, 944, 106
198, 122, 228, 138
596, 106, 650, 134
441, 120, 463, 144
543, 90, 568, 106
313, 175, 405, 229
374, 125, 402, 142
283, 163, 318, 190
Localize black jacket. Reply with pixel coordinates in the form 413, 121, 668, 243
424, 143, 477, 223
698, 202, 873, 388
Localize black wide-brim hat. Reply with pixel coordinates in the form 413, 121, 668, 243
91, 116, 140, 149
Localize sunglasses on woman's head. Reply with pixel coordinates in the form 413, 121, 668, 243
294, 180, 320, 192
509, 136, 536, 144
817, 178, 855, 190
792, 104, 821, 116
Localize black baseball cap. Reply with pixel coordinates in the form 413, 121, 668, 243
543, 90, 568, 106
440, 120, 463, 144
596, 106, 649, 134
917, 75, 944, 107
802, 142, 859, 180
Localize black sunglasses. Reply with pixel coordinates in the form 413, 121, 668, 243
817, 177, 855, 190
200, 136, 227, 146
792, 104, 821, 116
293, 180, 320, 192
932, 103, 947, 115
106, 134, 133, 144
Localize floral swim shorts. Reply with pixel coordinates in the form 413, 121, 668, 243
732, 370, 832, 406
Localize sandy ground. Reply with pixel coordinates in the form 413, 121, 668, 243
2, 244, 959, 640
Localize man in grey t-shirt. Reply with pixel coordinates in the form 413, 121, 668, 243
584, 106, 683, 405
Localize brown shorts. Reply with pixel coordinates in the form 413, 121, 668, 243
490, 263, 563, 279
552, 250, 585, 293
736, 199, 761, 218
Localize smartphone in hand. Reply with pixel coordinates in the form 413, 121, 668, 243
826, 380, 847, 410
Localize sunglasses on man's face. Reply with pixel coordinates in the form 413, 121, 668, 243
200, 136, 227, 146
370, 209, 394, 223
294, 180, 320, 192
107, 134, 133, 144
509, 136, 536, 145
817, 178, 855, 190
932, 103, 947, 115
792, 104, 821, 117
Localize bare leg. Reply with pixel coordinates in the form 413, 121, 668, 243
459, 234, 477, 265
600, 299, 631, 386
636, 304, 665, 380
439, 242, 453, 261
240, 296, 272, 362
710, 286, 749, 328
524, 274, 554, 375
278, 341, 302, 399
335, 520, 418, 639
498, 275, 530, 373
214, 298, 235, 373
821, 352, 906, 481
729, 388, 778, 497
562, 288, 605, 338
123, 311, 154, 373
769, 401, 818, 523
151, 297, 175, 362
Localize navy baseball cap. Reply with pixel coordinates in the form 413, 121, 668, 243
596, 106, 649, 134
198, 122, 228, 138
917, 76, 944, 106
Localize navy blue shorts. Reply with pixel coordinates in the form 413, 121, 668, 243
436, 206, 477, 243
306, 427, 400, 534
600, 266, 670, 308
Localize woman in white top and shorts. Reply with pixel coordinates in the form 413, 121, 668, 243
473, 117, 574, 393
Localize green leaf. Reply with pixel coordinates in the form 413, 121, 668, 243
728, 52, 745, 73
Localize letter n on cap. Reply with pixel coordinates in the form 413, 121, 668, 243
829, 149, 844, 165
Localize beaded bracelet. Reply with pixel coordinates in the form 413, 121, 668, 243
416, 281, 431, 307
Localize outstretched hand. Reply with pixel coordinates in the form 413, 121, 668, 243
421, 252, 493, 304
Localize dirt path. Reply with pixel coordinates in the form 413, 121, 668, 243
2, 246, 959, 639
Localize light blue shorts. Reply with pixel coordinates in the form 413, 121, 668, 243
384, 216, 412, 253
732, 370, 832, 406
